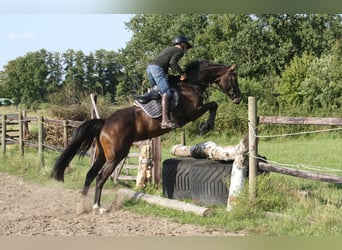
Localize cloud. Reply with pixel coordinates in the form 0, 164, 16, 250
6, 32, 35, 41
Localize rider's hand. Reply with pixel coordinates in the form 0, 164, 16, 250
180, 73, 187, 81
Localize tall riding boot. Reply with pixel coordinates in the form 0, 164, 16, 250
161, 94, 176, 129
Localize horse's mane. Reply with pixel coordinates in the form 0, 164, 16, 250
184, 59, 228, 74
184, 59, 213, 73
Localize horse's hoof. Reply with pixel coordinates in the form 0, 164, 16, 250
98, 208, 107, 214
199, 122, 209, 135
92, 204, 107, 215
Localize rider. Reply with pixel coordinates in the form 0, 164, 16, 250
146, 35, 192, 129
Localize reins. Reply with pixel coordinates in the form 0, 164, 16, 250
195, 64, 232, 96
181, 60, 236, 99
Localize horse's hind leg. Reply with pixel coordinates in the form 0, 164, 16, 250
81, 154, 106, 196
92, 159, 121, 212
76, 154, 106, 214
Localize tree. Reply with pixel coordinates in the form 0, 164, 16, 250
276, 43, 342, 114
196, 14, 275, 77
0, 60, 20, 103
0, 46, 124, 106
195, 14, 342, 79
256, 14, 342, 76
1, 49, 50, 107
118, 14, 209, 97
84, 52, 97, 94
45, 51, 63, 96
61, 49, 87, 104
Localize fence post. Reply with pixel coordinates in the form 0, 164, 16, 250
136, 144, 152, 188
22, 110, 28, 140
19, 112, 24, 157
180, 131, 186, 146
248, 96, 258, 200
63, 120, 68, 148
1, 114, 6, 155
151, 136, 161, 185
90, 93, 100, 119
38, 116, 45, 166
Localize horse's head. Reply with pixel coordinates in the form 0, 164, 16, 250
218, 64, 242, 104
183, 60, 242, 104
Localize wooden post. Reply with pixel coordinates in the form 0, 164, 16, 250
226, 135, 249, 211
117, 188, 213, 217
1, 114, 6, 155
180, 131, 186, 145
151, 136, 161, 185
227, 154, 248, 211
135, 144, 152, 188
22, 110, 28, 140
63, 120, 68, 148
19, 112, 24, 157
90, 93, 99, 165
248, 96, 258, 201
258, 162, 342, 184
90, 93, 100, 119
38, 116, 45, 166
170, 140, 246, 161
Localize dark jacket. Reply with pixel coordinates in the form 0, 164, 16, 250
149, 46, 184, 74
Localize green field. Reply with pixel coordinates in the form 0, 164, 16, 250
259, 135, 342, 173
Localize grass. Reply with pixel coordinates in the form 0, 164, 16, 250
258, 133, 342, 172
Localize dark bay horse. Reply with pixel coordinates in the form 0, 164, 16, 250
51, 59, 241, 212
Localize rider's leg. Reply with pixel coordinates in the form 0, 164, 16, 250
161, 93, 175, 129
146, 65, 157, 88
147, 65, 175, 129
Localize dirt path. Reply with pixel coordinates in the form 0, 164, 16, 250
0, 172, 243, 236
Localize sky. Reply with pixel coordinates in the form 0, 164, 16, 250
0, 14, 133, 70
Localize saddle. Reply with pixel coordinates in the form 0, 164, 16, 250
134, 85, 161, 104
133, 86, 180, 118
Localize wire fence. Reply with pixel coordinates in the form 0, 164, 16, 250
248, 121, 342, 173
247, 97, 342, 197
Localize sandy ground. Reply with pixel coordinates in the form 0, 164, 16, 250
0, 172, 244, 236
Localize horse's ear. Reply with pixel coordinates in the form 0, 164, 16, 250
228, 64, 236, 71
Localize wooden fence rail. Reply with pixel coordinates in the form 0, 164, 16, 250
258, 162, 342, 184
1, 112, 82, 155
248, 96, 342, 200
0, 112, 161, 184
259, 116, 342, 126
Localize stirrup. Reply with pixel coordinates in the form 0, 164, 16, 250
161, 120, 176, 129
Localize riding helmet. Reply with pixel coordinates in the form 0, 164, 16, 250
172, 35, 192, 49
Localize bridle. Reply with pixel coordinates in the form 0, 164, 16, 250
182, 62, 238, 100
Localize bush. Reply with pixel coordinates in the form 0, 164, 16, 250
276, 50, 342, 115
50, 103, 90, 121
49, 96, 120, 121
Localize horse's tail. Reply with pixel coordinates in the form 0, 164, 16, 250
51, 119, 105, 182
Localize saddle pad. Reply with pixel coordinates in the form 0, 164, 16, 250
134, 99, 162, 118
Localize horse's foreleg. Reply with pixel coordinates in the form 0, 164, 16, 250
196, 102, 218, 135
206, 101, 218, 129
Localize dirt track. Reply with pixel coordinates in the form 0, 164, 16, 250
0, 172, 243, 236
